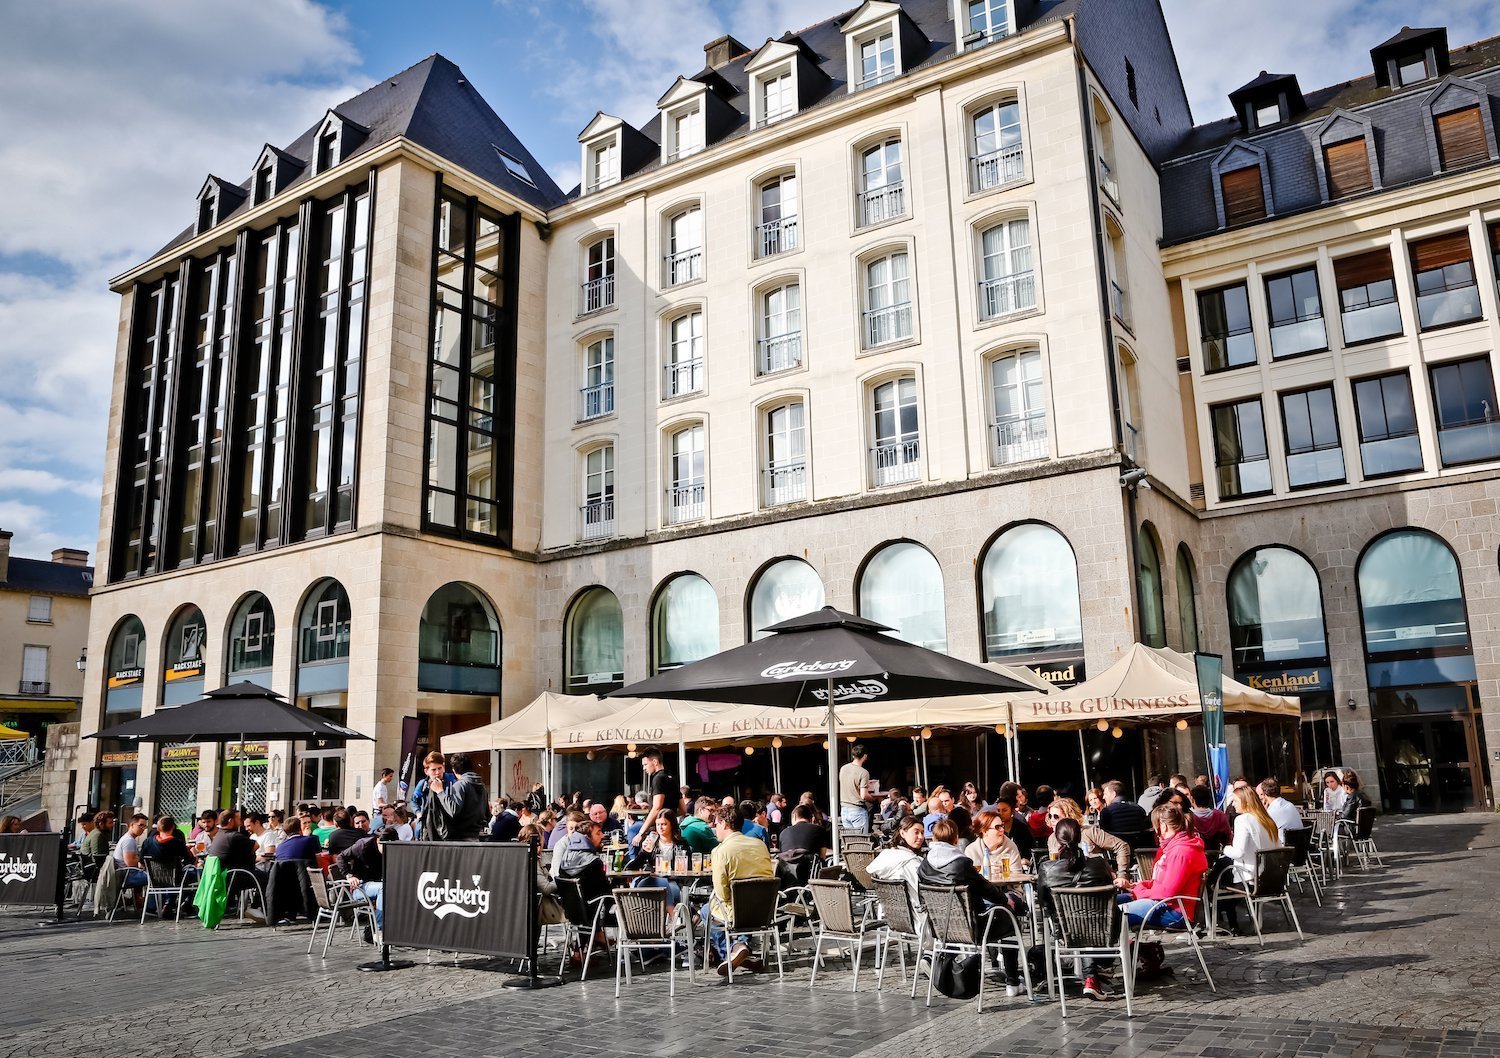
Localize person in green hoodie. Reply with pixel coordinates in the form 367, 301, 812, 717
678, 795, 720, 854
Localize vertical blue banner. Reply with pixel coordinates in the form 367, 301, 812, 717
1194, 653, 1228, 802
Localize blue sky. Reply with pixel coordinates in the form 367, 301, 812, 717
0, 0, 1496, 561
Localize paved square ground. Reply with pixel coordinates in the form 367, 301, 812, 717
2, 814, 1497, 1058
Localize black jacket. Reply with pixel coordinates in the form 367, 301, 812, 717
336, 834, 384, 883
1336, 789, 1371, 825
916, 843, 1005, 922
1036, 853, 1114, 918
1099, 799, 1154, 848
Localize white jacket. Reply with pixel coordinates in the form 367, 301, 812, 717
1222, 814, 1278, 883
868, 845, 926, 935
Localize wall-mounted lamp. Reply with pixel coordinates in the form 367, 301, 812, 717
1346, 697, 1357, 711
76, 648, 87, 673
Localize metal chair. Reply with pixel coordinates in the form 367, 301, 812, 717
840, 832, 874, 855
140, 857, 197, 924
554, 875, 615, 981
1244, 847, 1304, 943
707, 876, 784, 984
108, 860, 149, 923
870, 878, 924, 996
222, 868, 267, 926
610, 886, 686, 997
1283, 826, 1322, 907
1047, 885, 1133, 1017
807, 879, 886, 992
842, 849, 876, 891
1304, 811, 1335, 882
917, 883, 1033, 1013
305, 867, 373, 957
1131, 893, 1216, 991
1333, 807, 1384, 871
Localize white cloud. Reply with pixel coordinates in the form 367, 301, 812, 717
1162, 0, 1500, 123
0, 468, 99, 499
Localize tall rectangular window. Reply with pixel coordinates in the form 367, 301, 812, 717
864, 251, 912, 347
978, 218, 1034, 319
970, 101, 1024, 191
857, 33, 897, 89
764, 402, 807, 505
757, 174, 798, 257
664, 312, 704, 398
759, 283, 802, 375
871, 377, 920, 486
858, 139, 904, 226
1352, 371, 1423, 477
666, 208, 703, 285
1323, 138, 1373, 198
989, 349, 1047, 465
1434, 106, 1488, 170
1430, 356, 1500, 466
1197, 283, 1255, 372
21, 645, 48, 693
668, 425, 706, 524
588, 139, 619, 191
1410, 232, 1481, 330
1265, 266, 1327, 358
582, 236, 615, 312
1211, 398, 1272, 499
1220, 165, 1267, 226
581, 446, 615, 540
580, 337, 614, 421
1334, 251, 1402, 344
424, 192, 516, 544
671, 107, 704, 160
760, 71, 795, 125
965, 0, 1011, 46
1280, 386, 1345, 489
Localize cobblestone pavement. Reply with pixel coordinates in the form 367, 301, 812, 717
2, 814, 1497, 1058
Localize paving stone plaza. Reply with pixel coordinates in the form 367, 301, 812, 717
2, 814, 1497, 1058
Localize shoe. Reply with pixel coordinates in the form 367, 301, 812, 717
361, 925, 373, 944
1005, 981, 1020, 998
743, 957, 765, 974
1082, 976, 1104, 1000
729, 942, 751, 970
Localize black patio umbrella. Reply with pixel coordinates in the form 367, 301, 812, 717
87, 681, 370, 807
610, 607, 1031, 859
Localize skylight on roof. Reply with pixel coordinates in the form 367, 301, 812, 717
493, 146, 536, 187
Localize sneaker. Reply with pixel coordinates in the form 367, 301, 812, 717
1082, 976, 1104, 1000
729, 942, 751, 970
1005, 982, 1020, 998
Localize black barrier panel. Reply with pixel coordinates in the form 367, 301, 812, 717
0, 833, 64, 908
383, 841, 534, 960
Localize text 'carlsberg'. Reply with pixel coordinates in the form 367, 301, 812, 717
760, 659, 857, 680
417, 872, 491, 919
0, 854, 39, 885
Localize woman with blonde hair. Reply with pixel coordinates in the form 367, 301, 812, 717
609, 794, 631, 826
1213, 785, 1280, 934
1045, 797, 1131, 873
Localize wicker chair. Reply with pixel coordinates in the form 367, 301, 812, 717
1047, 885, 1133, 1017
554, 875, 614, 981
807, 879, 886, 992
139, 857, 197, 924
842, 849, 877, 891
917, 883, 1033, 1013
1133, 849, 1156, 883
870, 878, 924, 996
610, 886, 686, 997
305, 867, 373, 958
1283, 826, 1322, 907
705, 876, 784, 984
840, 832, 874, 855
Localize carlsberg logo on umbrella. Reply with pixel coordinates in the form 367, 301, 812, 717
417, 872, 491, 919
0, 853, 38, 885
811, 679, 889, 702
761, 659, 857, 680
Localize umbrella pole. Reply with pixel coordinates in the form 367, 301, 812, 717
920, 735, 930, 792
1078, 727, 1091, 797
911, 736, 921, 790
677, 739, 688, 799
826, 679, 840, 865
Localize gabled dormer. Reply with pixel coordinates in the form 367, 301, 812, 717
839, 2, 928, 93
1371, 26, 1450, 89
745, 36, 830, 129
250, 144, 305, 205
1228, 70, 1306, 133
956, 0, 1037, 51
313, 109, 368, 173
578, 112, 656, 194
656, 75, 738, 164
196, 175, 247, 235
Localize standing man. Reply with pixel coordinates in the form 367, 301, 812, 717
631, 748, 672, 855
372, 768, 395, 815
839, 743, 873, 835
423, 753, 488, 841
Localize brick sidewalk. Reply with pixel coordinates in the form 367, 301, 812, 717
2, 814, 1496, 1058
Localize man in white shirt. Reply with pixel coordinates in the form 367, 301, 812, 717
114, 814, 150, 888
1258, 778, 1304, 840
372, 768, 394, 814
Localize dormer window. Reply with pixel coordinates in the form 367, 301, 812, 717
857, 31, 897, 89
1229, 72, 1304, 135
1372, 27, 1449, 90
1253, 101, 1281, 129
198, 192, 217, 234
759, 69, 795, 127
588, 139, 620, 192
962, 0, 1012, 48
669, 107, 704, 162
254, 165, 274, 205
1397, 54, 1433, 86
317, 129, 338, 171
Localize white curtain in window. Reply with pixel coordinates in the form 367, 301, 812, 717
859, 542, 947, 652
654, 574, 719, 670
749, 558, 824, 641
980, 523, 1083, 658
981, 219, 1031, 280
569, 588, 624, 685
1357, 531, 1470, 653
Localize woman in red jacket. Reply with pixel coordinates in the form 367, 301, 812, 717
1115, 803, 1208, 929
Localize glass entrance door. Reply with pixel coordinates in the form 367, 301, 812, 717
297, 749, 344, 806
1375, 701, 1484, 812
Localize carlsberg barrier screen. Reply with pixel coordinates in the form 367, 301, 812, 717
382, 841, 533, 959
0, 833, 63, 908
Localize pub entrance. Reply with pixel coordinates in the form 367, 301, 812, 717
1372, 684, 1489, 811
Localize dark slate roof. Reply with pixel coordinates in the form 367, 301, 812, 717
154, 54, 565, 259
1376, 26, 1445, 50
2, 557, 94, 598
1160, 32, 1500, 246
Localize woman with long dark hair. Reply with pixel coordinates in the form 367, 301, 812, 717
1037, 817, 1116, 1000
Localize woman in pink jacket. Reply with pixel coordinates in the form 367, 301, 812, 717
1115, 803, 1208, 930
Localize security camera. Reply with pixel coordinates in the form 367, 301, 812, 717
1119, 468, 1148, 488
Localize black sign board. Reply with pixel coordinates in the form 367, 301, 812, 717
382, 841, 535, 960
0, 833, 65, 914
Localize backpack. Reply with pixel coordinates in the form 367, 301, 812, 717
932, 951, 982, 1000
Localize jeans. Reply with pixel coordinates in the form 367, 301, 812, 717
354, 881, 384, 928
1116, 894, 1185, 928
839, 805, 870, 833
633, 875, 681, 906
709, 920, 749, 961
121, 867, 148, 889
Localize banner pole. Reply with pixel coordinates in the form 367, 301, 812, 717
55, 832, 66, 923
826, 679, 840, 865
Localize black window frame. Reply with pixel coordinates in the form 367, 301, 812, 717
1429, 356, 1500, 468
1211, 397, 1273, 501
1197, 281, 1256, 373
1264, 265, 1328, 360
1351, 370, 1423, 479
1278, 384, 1346, 490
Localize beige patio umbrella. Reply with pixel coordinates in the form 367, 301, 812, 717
442, 691, 621, 795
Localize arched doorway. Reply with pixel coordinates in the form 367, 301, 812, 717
295, 579, 351, 805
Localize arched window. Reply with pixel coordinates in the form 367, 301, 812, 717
1359, 532, 1470, 655
748, 558, 825, 641
299, 579, 351, 665
419, 583, 501, 694
105, 616, 147, 717
1227, 547, 1326, 666
1137, 526, 1166, 648
1176, 546, 1200, 652
227, 593, 275, 676
858, 542, 947, 652
653, 574, 719, 673
979, 523, 1083, 660
567, 587, 624, 692
163, 605, 207, 706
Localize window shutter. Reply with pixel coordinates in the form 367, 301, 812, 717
1434, 106, 1489, 170
1409, 232, 1472, 273
1333, 250, 1394, 290
1324, 138, 1373, 198
1220, 166, 1267, 225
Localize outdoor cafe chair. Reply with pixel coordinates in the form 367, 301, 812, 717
839, 832, 874, 855
776, 884, 818, 952
1131, 893, 1216, 991
705, 876, 785, 984
1242, 847, 1304, 944
107, 860, 148, 923
554, 875, 615, 981
1046, 885, 1133, 1018
808, 879, 886, 992
1303, 811, 1335, 882
610, 886, 688, 997
223, 868, 267, 926
1133, 849, 1156, 883
1333, 808, 1384, 871
1283, 826, 1322, 907
140, 857, 197, 924
917, 883, 1033, 1013
869, 878, 924, 996
305, 867, 373, 958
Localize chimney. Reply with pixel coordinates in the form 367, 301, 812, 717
51, 548, 89, 568
704, 34, 749, 69
0, 530, 10, 584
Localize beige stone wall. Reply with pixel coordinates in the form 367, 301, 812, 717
41, 722, 82, 829
0, 589, 89, 703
